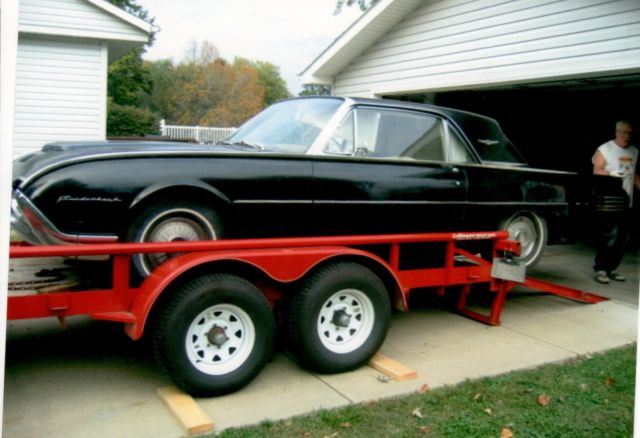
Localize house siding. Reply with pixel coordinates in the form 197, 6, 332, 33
308, 0, 424, 84
14, 36, 106, 157
19, 0, 146, 41
333, 0, 640, 97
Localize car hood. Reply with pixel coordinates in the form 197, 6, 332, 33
11, 140, 249, 190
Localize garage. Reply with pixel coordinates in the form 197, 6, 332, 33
301, 0, 640, 241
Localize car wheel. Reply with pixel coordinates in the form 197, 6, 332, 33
499, 212, 547, 267
152, 274, 275, 396
287, 262, 391, 374
127, 201, 222, 277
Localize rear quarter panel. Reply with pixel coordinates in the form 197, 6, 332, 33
462, 163, 573, 235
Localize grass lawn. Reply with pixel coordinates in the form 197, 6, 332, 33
217, 344, 636, 437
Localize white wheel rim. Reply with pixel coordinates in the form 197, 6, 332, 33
140, 208, 217, 275
506, 215, 537, 259
317, 289, 375, 354
185, 304, 255, 376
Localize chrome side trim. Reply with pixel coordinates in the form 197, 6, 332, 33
233, 199, 568, 207
12, 190, 118, 245
234, 200, 313, 205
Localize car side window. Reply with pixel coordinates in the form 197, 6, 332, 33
325, 111, 355, 155
448, 125, 473, 163
363, 108, 445, 161
323, 107, 466, 163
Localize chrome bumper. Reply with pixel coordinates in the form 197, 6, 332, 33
11, 190, 118, 245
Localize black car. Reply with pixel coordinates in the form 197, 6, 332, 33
11, 97, 573, 277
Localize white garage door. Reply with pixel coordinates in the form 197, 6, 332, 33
14, 36, 107, 158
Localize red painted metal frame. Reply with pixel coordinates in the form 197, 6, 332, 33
7, 231, 607, 338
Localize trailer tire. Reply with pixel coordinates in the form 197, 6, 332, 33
287, 262, 391, 374
152, 274, 274, 396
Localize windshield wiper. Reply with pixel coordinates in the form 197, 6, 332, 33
218, 140, 264, 151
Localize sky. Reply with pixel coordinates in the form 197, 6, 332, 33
139, 1, 364, 94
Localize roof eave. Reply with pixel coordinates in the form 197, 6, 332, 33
85, 0, 155, 34
301, 0, 420, 85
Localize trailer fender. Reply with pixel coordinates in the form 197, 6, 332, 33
124, 246, 404, 340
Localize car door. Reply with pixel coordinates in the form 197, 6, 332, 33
311, 106, 468, 236
198, 155, 314, 238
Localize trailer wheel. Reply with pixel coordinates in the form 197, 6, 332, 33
127, 200, 222, 278
499, 212, 547, 267
152, 274, 274, 396
287, 262, 391, 374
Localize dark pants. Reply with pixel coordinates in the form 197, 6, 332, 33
593, 210, 630, 273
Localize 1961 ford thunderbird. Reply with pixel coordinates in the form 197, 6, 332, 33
11, 97, 574, 277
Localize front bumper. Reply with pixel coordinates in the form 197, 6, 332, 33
11, 190, 118, 245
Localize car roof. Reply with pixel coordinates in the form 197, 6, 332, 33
290, 95, 498, 127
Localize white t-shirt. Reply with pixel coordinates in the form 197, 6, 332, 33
593, 140, 638, 205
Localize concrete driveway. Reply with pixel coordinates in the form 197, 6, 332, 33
3, 243, 637, 437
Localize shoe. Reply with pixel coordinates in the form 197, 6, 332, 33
609, 271, 626, 282
595, 271, 610, 284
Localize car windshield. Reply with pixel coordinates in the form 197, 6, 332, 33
222, 98, 343, 153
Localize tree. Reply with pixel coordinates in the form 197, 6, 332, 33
167, 59, 227, 125
147, 41, 290, 127
184, 39, 221, 65
163, 54, 265, 127
108, 50, 153, 106
334, 0, 379, 13
200, 62, 265, 127
106, 0, 156, 103
234, 58, 291, 105
106, 0, 159, 136
252, 60, 291, 105
130, 39, 291, 129
299, 84, 332, 96
138, 59, 175, 120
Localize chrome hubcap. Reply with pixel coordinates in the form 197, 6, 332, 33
506, 216, 536, 258
140, 208, 216, 275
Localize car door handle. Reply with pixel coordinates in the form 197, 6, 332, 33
451, 167, 460, 173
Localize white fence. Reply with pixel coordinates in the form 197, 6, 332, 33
160, 120, 237, 144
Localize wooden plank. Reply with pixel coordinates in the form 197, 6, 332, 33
369, 353, 418, 381
157, 386, 214, 435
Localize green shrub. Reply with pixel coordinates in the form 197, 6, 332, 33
107, 103, 160, 137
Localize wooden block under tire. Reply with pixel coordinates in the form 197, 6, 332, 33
369, 353, 418, 381
157, 386, 214, 435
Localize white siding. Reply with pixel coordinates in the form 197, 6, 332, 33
14, 36, 107, 157
333, 0, 640, 96
307, 0, 423, 84
18, 0, 147, 42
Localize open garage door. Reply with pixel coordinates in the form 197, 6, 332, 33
389, 74, 640, 175
385, 74, 640, 243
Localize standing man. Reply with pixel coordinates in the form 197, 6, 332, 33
592, 120, 640, 284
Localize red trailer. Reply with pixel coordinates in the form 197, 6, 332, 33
7, 232, 606, 396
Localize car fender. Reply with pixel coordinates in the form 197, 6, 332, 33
123, 246, 405, 340
129, 179, 232, 210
